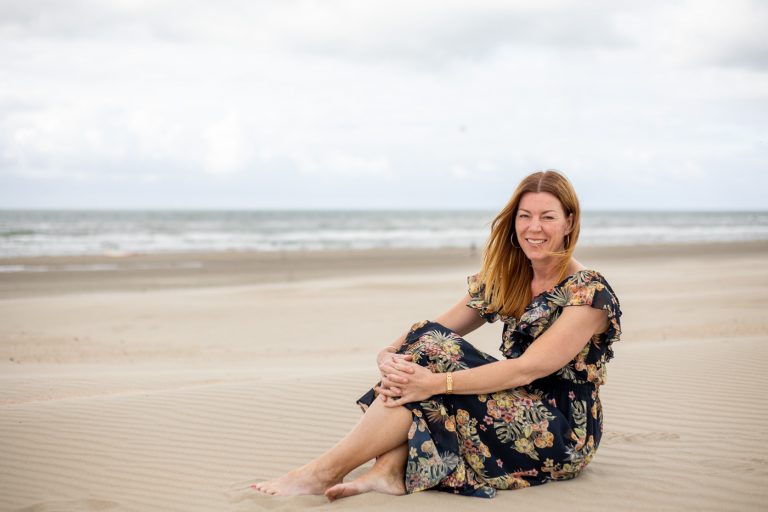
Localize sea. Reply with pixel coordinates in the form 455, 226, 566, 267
0, 210, 766, 266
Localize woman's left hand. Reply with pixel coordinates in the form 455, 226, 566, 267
379, 361, 440, 407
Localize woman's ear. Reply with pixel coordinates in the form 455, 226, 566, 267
565, 213, 574, 234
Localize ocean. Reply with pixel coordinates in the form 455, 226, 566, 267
1, 210, 766, 262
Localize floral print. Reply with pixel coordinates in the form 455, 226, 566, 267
357, 269, 621, 498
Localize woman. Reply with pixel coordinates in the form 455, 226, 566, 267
253, 169, 621, 499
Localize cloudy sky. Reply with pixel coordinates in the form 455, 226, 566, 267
1, 0, 766, 210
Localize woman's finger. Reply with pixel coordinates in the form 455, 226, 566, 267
388, 369, 414, 383
378, 386, 397, 397
384, 359, 401, 369
385, 362, 400, 372
394, 363, 416, 374
384, 396, 405, 408
387, 373, 409, 384
384, 375, 407, 388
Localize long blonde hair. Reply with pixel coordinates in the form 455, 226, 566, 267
478, 169, 581, 319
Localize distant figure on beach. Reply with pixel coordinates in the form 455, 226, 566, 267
253, 170, 622, 499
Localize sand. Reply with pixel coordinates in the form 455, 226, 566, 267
1, 241, 767, 511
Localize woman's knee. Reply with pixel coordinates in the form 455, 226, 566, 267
404, 328, 464, 366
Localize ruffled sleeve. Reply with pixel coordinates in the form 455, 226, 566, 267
560, 271, 622, 361
466, 274, 499, 323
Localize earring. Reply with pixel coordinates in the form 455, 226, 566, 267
565, 234, 570, 248
510, 232, 520, 249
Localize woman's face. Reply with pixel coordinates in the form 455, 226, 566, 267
514, 192, 573, 262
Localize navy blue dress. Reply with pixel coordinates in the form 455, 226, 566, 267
356, 269, 622, 498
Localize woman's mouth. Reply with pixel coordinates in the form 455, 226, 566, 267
525, 238, 547, 246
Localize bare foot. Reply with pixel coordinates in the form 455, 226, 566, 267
251, 465, 342, 496
324, 466, 406, 501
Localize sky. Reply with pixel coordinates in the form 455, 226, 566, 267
0, 0, 766, 210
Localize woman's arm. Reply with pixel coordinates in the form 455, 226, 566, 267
434, 292, 488, 337
381, 305, 608, 406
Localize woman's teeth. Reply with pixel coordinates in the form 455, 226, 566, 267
526, 239, 547, 245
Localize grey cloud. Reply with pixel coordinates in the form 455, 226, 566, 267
732, 49, 768, 72
0, 97, 43, 115
661, 0, 768, 73
285, 3, 638, 67
0, 1, 638, 63
0, 0, 211, 43
719, 2, 768, 71
713, 41, 768, 72
9, 0, 763, 74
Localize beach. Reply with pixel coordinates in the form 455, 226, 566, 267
1, 241, 767, 511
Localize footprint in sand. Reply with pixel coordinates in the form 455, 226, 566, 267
14, 499, 121, 512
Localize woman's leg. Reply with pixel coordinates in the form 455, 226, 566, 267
325, 442, 407, 500
253, 395, 412, 496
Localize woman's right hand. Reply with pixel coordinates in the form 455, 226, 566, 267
376, 347, 413, 401
377, 346, 413, 377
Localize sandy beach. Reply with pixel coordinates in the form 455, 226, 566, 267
1, 241, 767, 511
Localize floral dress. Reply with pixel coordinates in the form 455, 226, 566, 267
356, 269, 622, 498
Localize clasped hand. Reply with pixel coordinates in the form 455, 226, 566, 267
376, 346, 436, 407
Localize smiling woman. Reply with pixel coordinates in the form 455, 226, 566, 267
251, 169, 622, 500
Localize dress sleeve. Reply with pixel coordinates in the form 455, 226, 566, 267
466, 274, 499, 323
562, 272, 622, 361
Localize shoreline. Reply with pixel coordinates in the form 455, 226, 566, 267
1, 240, 766, 300
2, 238, 766, 263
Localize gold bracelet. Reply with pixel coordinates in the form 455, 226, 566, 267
446, 372, 453, 395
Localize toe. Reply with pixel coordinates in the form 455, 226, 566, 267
252, 482, 273, 495
325, 485, 343, 501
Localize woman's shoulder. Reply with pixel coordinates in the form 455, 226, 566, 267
556, 268, 620, 310
566, 268, 614, 289
558, 267, 623, 359
554, 266, 602, 290
562, 261, 611, 286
